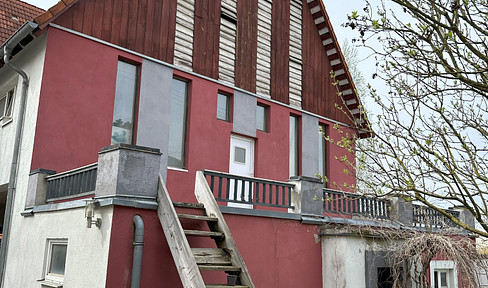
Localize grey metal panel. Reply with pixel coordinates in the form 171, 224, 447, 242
136, 59, 173, 181
301, 113, 318, 177
232, 90, 257, 137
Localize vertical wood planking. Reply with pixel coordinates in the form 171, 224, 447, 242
270, 0, 290, 104
143, 0, 155, 56
235, 0, 258, 93
134, 0, 147, 54
218, 0, 237, 85
52, 0, 178, 65
193, 0, 221, 79
101, 0, 114, 41
256, 0, 272, 98
301, 0, 353, 125
92, 0, 104, 39
117, 0, 130, 47
289, 0, 303, 108
174, 0, 195, 70
81, 0, 95, 35
160, 0, 177, 63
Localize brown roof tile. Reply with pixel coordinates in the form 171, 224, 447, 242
0, 0, 44, 44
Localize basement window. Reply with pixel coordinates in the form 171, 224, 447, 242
40, 239, 68, 287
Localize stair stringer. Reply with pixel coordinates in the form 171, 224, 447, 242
194, 171, 256, 288
157, 175, 206, 288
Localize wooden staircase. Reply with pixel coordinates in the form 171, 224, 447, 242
157, 172, 255, 288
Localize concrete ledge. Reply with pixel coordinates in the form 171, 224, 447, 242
219, 206, 302, 220
21, 195, 158, 216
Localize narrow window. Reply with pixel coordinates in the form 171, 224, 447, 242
318, 124, 327, 186
256, 104, 268, 132
111, 61, 138, 145
0, 88, 15, 122
217, 93, 231, 121
289, 115, 299, 177
43, 239, 68, 285
168, 78, 189, 168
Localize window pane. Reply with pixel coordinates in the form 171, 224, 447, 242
318, 125, 327, 185
235, 147, 246, 164
217, 93, 230, 121
289, 115, 299, 177
4, 89, 14, 117
256, 105, 268, 132
112, 61, 138, 145
0, 96, 5, 117
440, 272, 447, 286
168, 78, 188, 168
49, 244, 67, 275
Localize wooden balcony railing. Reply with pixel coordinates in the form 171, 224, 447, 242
412, 204, 460, 228
203, 170, 295, 209
46, 163, 97, 202
323, 189, 391, 220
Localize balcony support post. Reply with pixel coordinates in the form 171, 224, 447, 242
288, 176, 324, 217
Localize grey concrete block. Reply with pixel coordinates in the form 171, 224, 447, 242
301, 114, 319, 178
136, 59, 173, 181
95, 144, 161, 198
288, 176, 324, 217
233, 90, 257, 137
25, 169, 56, 208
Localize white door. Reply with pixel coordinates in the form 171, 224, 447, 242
229, 135, 254, 208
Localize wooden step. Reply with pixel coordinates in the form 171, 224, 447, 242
178, 214, 218, 222
198, 265, 241, 272
193, 248, 232, 265
184, 229, 224, 238
173, 201, 205, 209
205, 286, 249, 288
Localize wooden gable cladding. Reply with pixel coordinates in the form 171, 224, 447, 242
193, 0, 221, 78
270, 0, 290, 105
301, 0, 353, 126
52, 0, 177, 64
235, 0, 258, 93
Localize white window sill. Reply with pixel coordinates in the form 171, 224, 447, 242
0, 117, 12, 127
38, 279, 63, 288
167, 166, 189, 173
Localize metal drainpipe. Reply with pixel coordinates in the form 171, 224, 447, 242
131, 215, 144, 288
0, 21, 38, 287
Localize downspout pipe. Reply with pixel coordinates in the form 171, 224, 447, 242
131, 215, 144, 288
0, 21, 38, 287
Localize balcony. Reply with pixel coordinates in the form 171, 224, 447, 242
25, 144, 471, 232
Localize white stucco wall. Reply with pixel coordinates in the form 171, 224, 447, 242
0, 33, 46, 186
0, 32, 114, 287
322, 236, 366, 288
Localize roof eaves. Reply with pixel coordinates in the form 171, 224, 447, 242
305, 0, 372, 138
34, 0, 78, 29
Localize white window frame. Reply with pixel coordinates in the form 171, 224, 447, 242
41, 239, 68, 287
0, 86, 16, 126
430, 260, 458, 288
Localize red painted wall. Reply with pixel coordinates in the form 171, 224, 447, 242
31, 27, 141, 173
106, 206, 322, 287
166, 70, 357, 203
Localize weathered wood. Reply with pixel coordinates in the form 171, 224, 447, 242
194, 171, 256, 288
157, 175, 206, 288
174, 0, 194, 70
205, 285, 249, 288
192, 248, 232, 265
184, 229, 225, 238
198, 265, 241, 272
173, 201, 205, 209
178, 214, 218, 222
270, 0, 290, 104
256, 0, 272, 97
